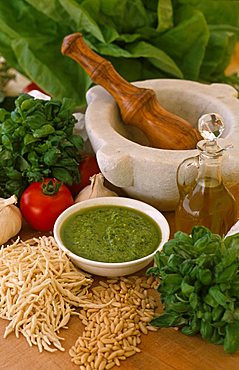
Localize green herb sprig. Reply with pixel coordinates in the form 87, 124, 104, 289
0, 58, 15, 103
0, 94, 83, 197
147, 226, 239, 353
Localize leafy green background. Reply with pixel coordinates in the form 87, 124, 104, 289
0, 0, 238, 109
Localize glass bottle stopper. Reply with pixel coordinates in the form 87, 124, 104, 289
198, 113, 224, 141
197, 113, 229, 155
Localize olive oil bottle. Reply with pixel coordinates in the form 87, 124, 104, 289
175, 113, 237, 236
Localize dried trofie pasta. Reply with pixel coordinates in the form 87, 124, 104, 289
69, 276, 159, 370
0, 236, 94, 352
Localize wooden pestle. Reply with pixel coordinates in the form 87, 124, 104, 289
61, 32, 201, 150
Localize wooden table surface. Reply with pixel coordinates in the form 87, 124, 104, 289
2, 48, 239, 370
1, 184, 239, 370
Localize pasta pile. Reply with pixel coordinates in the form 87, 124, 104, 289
0, 236, 94, 352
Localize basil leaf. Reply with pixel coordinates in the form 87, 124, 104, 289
148, 225, 239, 353
32, 124, 55, 138
224, 321, 239, 353
0, 94, 83, 197
51, 166, 74, 185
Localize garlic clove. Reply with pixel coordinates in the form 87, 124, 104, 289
0, 194, 18, 210
75, 173, 118, 203
0, 195, 22, 244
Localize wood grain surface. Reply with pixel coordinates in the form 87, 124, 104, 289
1, 185, 239, 370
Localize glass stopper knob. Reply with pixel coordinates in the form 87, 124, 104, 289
198, 113, 224, 141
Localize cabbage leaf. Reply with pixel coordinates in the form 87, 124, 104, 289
0, 0, 238, 109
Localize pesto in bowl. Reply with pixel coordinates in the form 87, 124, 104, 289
53, 197, 170, 277
60, 205, 161, 263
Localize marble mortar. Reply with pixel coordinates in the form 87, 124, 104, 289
85, 79, 239, 211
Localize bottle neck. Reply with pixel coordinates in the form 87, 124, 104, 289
197, 152, 223, 187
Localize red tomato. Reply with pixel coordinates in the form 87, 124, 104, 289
22, 82, 46, 94
20, 178, 74, 231
69, 154, 100, 197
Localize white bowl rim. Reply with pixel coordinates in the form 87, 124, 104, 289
53, 197, 170, 267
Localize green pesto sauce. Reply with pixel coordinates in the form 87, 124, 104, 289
60, 205, 161, 263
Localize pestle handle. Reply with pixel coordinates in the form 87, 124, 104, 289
62, 32, 201, 150
61, 33, 154, 122
61, 33, 127, 92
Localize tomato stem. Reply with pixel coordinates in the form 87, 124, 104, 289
41, 180, 62, 195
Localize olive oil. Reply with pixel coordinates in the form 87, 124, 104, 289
175, 178, 237, 236
175, 113, 237, 236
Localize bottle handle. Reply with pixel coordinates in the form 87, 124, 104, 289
176, 156, 200, 195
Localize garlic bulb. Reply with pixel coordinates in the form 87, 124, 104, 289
75, 173, 118, 202
0, 195, 22, 244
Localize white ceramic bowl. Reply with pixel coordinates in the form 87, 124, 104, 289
53, 197, 170, 277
